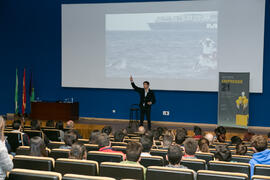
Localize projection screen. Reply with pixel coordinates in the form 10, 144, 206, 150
62, 0, 265, 92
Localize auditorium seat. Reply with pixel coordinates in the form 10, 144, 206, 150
49, 149, 70, 159
181, 159, 206, 171
43, 129, 61, 142
231, 155, 252, 163
87, 151, 124, 164
9, 169, 61, 180
24, 130, 43, 139
140, 155, 164, 167
254, 164, 270, 176
111, 146, 126, 153
150, 149, 167, 161
111, 142, 127, 147
252, 175, 270, 180
100, 162, 144, 180
78, 139, 90, 144
85, 144, 99, 151
16, 146, 51, 155
4, 131, 23, 152
16, 146, 30, 155
63, 174, 116, 180
55, 158, 98, 176
197, 170, 248, 180
195, 152, 214, 163
208, 161, 250, 177
48, 142, 65, 149
146, 166, 195, 180
13, 155, 55, 171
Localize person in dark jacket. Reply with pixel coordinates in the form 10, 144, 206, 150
130, 76, 156, 130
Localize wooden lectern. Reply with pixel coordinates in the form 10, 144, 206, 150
31, 102, 79, 121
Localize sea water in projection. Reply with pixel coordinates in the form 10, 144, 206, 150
62, 0, 265, 92
106, 12, 218, 79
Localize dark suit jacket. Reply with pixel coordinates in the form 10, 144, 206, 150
131, 82, 156, 109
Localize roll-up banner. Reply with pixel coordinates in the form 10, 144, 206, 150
218, 72, 250, 128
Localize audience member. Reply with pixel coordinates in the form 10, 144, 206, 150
236, 143, 248, 155
97, 133, 125, 157
244, 131, 255, 142
161, 135, 173, 150
0, 116, 13, 179
89, 130, 101, 144
46, 120, 54, 127
152, 129, 161, 141
138, 126, 146, 135
114, 130, 125, 142
31, 120, 41, 130
59, 130, 78, 149
204, 133, 214, 146
120, 142, 146, 179
69, 142, 87, 160
30, 136, 48, 157
175, 129, 187, 145
214, 145, 231, 162
214, 126, 226, 143
166, 145, 187, 169
268, 132, 270, 142
198, 138, 210, 153
102, 126, 112, 136
66, 120, 82, 139
231, 136, 242, 145
250, 135, 270, 177
183, 138, 198, 159
55, 121, 64, 141
193, 126, 203, 139
140, 135, 153, 156
12, 120, 30, 145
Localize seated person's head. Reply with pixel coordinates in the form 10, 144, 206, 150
251, 135, 268, 153
144, 130, 153, 140
204, 133, 214, 145
198, 138, 210, 153
176, 128, 187, 136
30, 136, 47, 157
126, 142, 143, 162
157, 127, 164, 136
231, 136, 242, 145
214, 126, 226, 143
214, 145, 231, 161
167, 145, 183, 165
114, 130, 125, 142
243, 131, 255, 142
89, 130, 101, 144
66, 120, 74, 129
163, 135, 173, 148
12, 120, 22, 130
152, 129, 162, 141
97, 133, 110, 149
268, 132, 270, 140
64, 130, 78, 147
55, 121, 64, 130
175, 130, 187, 145
138, 126, 146, 135
102, 126, 112, 135
193, 126, 202, 136
46, 120, 54, 127
69, 142, 87, 160
236, 143, 248, 155
184, 138, 198, 156
31, 120, 41, 130
140, 135, 153, 153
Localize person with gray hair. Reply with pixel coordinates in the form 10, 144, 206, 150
0, 116, 13, 180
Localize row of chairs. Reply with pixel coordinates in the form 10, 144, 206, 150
8, 167, 270, 180
11, 153, 270, 177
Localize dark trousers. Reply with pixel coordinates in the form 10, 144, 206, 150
140, 107, 151, 130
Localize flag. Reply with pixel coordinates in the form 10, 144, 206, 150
22, 68, 26, 115
29, 70, 35, 102
15, 68, 18, 114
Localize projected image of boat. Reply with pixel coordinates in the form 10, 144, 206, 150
148, 14, 217, 31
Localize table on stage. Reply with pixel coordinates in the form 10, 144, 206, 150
31, 102, 79, 121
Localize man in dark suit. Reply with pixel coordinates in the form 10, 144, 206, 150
130, 76, 156, 130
